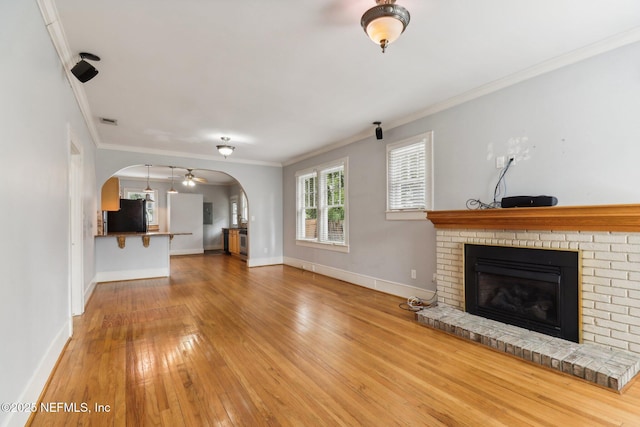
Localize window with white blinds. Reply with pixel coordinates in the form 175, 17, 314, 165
296, 158, 348, 251
386, 132, 433, 220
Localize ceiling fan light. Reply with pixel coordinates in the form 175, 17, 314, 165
361, 0, 410, 53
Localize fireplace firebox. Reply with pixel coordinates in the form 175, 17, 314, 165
464, 244, 580, 343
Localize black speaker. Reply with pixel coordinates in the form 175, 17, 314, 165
375, 126, 383, 140
501, 195, 558, 208
71, 60, 99, 83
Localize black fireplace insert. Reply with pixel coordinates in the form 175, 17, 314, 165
464, 244, 580, 342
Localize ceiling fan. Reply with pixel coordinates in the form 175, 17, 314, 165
182, 168, 207, 187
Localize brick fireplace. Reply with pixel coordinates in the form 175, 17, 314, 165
420, 205, 640, 390
427, 204, 640, 354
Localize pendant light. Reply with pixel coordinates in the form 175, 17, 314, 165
144, 164, 153, 193
168, 166, 178, 194
361, 0, 410, 53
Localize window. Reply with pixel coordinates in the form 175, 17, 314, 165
386, 131, 433, 220
241, 191, 248, 225
230, 196, 238, 227
296, 158, 348, 252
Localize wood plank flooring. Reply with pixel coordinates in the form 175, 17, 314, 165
30, 253, 640, 426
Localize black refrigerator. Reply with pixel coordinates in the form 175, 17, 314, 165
107, 199, 147, 233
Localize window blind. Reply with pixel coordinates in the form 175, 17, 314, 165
387, 139, 426, 210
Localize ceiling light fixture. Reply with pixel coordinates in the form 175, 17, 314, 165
168, 166, 178, 194
71, 52, 101, 83
361, 0, 410, 53
217, 137, 235, 158
144, 164, 154, 193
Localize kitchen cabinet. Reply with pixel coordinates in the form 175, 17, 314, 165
101, 177, 120, 211
229, 228, 240, 254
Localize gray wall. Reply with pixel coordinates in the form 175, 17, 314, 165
284, 40, 640, 296
0, 1, 98, 425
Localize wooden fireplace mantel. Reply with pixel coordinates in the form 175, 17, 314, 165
426, 204, 640, 232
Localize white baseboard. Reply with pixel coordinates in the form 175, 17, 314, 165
95, 268, 169, 283
283, 256, 437, 301
3, 321, 70, 427
247, 256, 284, 267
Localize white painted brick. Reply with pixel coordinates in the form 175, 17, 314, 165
611, 243, 640, 254
516, 232, 539, 240
594, 251, 627, 261
581, 276, 611, 287
594, 269, 628, 280
628, 235, 640, 244
611, 331, 640, 345
611, 279, 640, 290
583, 259, 611, 269
582, 300, 595, 309
594, 318, 628, 332
581, 283, 595, 293
631, 308, 640, 318
578, 242, 611, 252
630, 325, 640, 335
630, 272, 640, 282
582, 307, 611, 320
581, 251, 595, 259
459, 231, 477, 237
565, 233, 593, 242
630, 343, 640, 353
594, 335, 629, 350
583, 324, 612, 336
583, 314, 595, 325
594, 302, 628, 314
629, 254, 640, 263
569, 242, 580, 250
612, 296, 640, 309
582, 292, 611, 303
582, 267, 595, 277
630, 290, 640, 299
593, 286, 627, 297
582, 331, 595, 342
593, 234, 628, 244
611, 313, 640, 327
540, 233, 565, 241
611, 261, 640, 273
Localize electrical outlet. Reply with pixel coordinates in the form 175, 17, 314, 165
411, 269, 417, 279
496, 156, 505, 168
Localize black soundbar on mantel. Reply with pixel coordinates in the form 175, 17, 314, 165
501, 195, 558, 208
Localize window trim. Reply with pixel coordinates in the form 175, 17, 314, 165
385, 131, 434, 221
295, 157, 349, 253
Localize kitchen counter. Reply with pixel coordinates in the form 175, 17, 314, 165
95, 232, 192, 282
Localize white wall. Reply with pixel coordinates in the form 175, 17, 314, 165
168, 193, 204, 255
283, 41, 640, 300
0, 1, 97, 426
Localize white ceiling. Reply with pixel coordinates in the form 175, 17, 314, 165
53, 0, 640, 170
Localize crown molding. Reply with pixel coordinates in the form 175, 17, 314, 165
285, 27, 640, 167
37, 0, 102, 148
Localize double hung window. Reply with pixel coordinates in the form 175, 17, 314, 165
296, 158, 348, 251
386, 131, 433, 220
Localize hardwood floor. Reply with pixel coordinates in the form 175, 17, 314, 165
30, 253, 640, 426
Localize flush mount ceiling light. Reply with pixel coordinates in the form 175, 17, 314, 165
217, 137, 235, 158
361, 0, 410, 53
144, 164, 154, 193
71, 52, 101, 83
